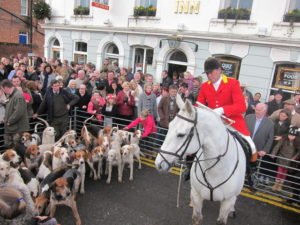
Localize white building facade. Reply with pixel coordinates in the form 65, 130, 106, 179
43, 0, 300, 100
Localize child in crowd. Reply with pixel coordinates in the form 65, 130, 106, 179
87, 92, 106, 121
123, 109, 157, 138
102, 94, 117, 126
271, 126, 300, 192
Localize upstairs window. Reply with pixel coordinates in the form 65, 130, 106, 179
21, 0, 28, 16
218, 0, 252, 20
134, 0, 157, 17
223, 0, 253, 9
75, 0, 90, 7
289, 0, 300, 11
284, 0, 300, 23
74, 0, 90, 15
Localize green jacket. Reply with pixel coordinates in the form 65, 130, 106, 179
4, 88, 29, 133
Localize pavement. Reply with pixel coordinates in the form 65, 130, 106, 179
54, 164, 300, 225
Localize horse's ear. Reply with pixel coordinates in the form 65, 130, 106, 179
185, 99, 193, 115
176, 94, 185, 110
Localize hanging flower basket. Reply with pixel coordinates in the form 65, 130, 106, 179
283, 9, 300, 24
133, 6, 156, 17
33, 0, 52, 20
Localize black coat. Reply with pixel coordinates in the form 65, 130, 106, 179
267, 100, 283, 116
75, 92, 91, 110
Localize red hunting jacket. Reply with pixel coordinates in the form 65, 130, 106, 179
197, 75, 250, 136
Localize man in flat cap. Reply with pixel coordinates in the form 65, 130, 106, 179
294, 90, 300, 114
269, 98, 300, 128
196, 57, 257, 160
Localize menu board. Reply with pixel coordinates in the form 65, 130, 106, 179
275, 67, 300, 91
216, 58, 241, 79
92, 0, 109, 10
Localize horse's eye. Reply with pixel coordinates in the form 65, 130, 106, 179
177, 133, 185, 138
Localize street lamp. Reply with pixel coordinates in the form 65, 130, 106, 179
159, 35, 198, 52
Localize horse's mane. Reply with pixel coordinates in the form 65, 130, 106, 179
195, 102, 224, 124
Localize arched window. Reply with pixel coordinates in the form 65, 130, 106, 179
169, 50, 188, 62
51, 38, 61, 60
104, 43, 120, 65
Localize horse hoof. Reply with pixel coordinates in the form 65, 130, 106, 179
229, 211, 236, 219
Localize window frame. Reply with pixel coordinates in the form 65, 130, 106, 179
75, 0, 91, 7
21, 0, 28, 16
222, 0, 253, 10
136, 0, 157, 7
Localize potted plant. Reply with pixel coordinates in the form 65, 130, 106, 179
133, 6, 156, 17
284, 9, 300, 25
146, 6, 156, 16
73, 6, 90, 16
33, 0, 51, 20
218, 7, 251, 21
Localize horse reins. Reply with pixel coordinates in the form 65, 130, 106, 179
158, 107, 240, 201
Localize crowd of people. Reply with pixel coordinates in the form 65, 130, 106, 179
0, 53, 300, 223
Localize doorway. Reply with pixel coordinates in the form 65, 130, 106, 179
168, 63, 187, 79
166, 50, 188, 80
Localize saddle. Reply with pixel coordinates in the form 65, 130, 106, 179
227, 129, 257, 191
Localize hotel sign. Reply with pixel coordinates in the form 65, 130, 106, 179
175, 0, 200, 14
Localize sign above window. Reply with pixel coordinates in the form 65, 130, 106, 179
92, 0, 109, 10
175, 0, 200, 14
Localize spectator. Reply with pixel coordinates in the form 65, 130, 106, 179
102, 94, 117, 126
273, 109, 291, 143
0, 62, 5, 81
87, 92, 106, 122
107, 80, 121, 96
86, 72, 98, 95
294, 90, 300, 114
138, 82, 157, 120
7, 62, 19, 80
171, 71, 179, 87
66, 79, 77, 95
145, 74, 154, 85
34, 80, 79, 140
178, 82, 194, 103
158, 85, 179, 129
269, 99, 300, 128
271, 126, 300, 192
252, 92, 261, 108
116, 81, 135, 127
1, 79, 29, 148
26, 80, 42, 114
133, 71, 144, 88
106, 71, 120, 93
75, 70, 86, 89
153, 83, 161, 97
183, 71, 194, 92
161, 70, 172, 88
245, 103, 274, 184
267, 89, 284, 116
129, 80, 142, 119
1, 57, 13, 77
191, 77, 202, 104
40, 64, 56, 96
75, 84, 91, 111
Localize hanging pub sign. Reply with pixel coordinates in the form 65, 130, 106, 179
275, 67, 300, 91
216, 57, 241, 79
92, 0, 109, 10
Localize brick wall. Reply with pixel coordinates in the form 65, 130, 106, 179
0, 0, 44, 57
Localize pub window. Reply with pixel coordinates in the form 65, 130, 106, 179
214, 55, 241, 79
223, 0, 253, 9
271, 63, 300, 94
75, 0, 90, 7
288, 0, 300, 11
136, 0, 157, 7
74, 41, 88, 64
132, 47, 154, 74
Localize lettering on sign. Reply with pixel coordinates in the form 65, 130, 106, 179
275, 67, 300, 91
175, 0, 200, 14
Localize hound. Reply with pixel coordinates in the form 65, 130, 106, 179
122, 143, 144, 170
0, 161, 35, 214
24, 144, 41, 173
40, 166, 69, 194
52, 146, 70, 170
18, 166, 40, 198
36, 151, 53, 181
121, 145, 135, 181
90, 146, 107, 180
50, 169, 82, 225
36, 117, 56, 144
34, 191, 50, 216
72, 150, 89, 193
0, 149, 22, 165
21, 132, 41, 147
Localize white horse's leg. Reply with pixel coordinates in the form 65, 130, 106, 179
191, 187, 203, 225
217, 196, 237, 225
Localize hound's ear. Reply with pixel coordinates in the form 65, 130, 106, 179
2, 152, 9, 161
176, 94, 185, 110
49, 181, 56, 192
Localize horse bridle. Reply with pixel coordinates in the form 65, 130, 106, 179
158, 107, 240, 201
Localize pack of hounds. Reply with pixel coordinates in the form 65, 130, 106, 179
0, 116, 144, 225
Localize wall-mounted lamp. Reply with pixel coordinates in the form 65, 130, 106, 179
159, 35, 198, 52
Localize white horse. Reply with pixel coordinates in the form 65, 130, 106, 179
155, 96, 246, 225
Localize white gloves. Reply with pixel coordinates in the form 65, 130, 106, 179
213, 107, 224, 116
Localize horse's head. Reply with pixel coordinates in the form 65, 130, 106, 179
155, 95, 199, 172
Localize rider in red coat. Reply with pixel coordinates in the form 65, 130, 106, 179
196, 57, 257, 161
